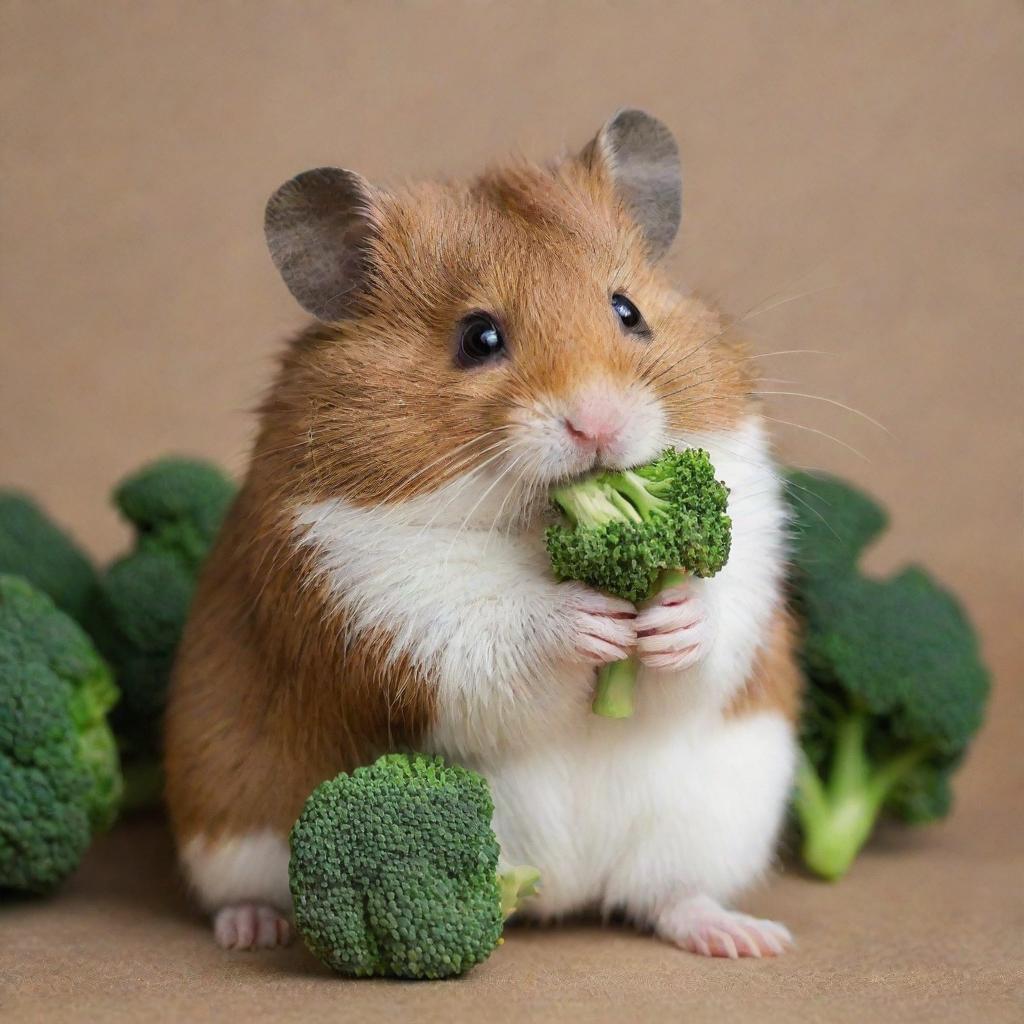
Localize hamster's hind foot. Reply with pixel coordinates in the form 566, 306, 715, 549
213, 903, 291, 950
656, 893, 792, 958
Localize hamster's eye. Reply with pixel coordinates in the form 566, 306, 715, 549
611, 293, 649, 336
456, 314, 506, 368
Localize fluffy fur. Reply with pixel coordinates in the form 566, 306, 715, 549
164, 112, 802, 956
296, 417, 795, 922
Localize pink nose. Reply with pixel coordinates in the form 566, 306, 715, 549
565, 402, 624, 451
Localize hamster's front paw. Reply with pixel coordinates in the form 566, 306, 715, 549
560, 583, 636, 665
635, 578, 710, 671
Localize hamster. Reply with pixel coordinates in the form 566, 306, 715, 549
164, 109, 801, 957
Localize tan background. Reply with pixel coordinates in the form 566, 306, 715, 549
1, 2, 1021, 1021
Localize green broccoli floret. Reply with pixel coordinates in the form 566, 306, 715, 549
0, 492, 98, 624
546, 448, 731, 718
113, 459, 236, 571
289, 753, 540, 979
787, 472, 990, 881
90, 458, 235, 755
0, 575, 122, 894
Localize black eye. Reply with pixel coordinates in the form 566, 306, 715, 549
611, 293, 649, 335
456, 314, 506, 368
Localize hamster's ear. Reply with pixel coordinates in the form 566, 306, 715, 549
582, 109, 682, 262
264, 167, 378, 321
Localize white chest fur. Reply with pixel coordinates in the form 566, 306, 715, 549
296, 416, 796, 918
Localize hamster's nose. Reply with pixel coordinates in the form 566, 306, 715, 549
564, 402, 625, 452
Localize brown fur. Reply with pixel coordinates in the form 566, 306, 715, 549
725, 608, 803, 723
164, 136, 763, 850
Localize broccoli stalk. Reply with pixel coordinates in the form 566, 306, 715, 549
794, 713, 931, 880
786, 471, 990, 881
497, 864, 542, 920
547, 449, 731, 719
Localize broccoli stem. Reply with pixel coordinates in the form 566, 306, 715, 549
497, 865, 541, 919
551, 480, 642, 527
593, 659, 637, 718
119, 758, 164, 814
609, 470, 671, 521
794, 710, 932, 880
592, 567, 691, 719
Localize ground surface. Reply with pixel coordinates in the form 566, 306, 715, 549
1, 2, 1022, 1021
2, 804, 1021, 1023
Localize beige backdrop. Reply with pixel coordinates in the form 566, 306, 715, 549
1, 2, 1022, 1022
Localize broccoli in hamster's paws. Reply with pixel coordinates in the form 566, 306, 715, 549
289, 753, 538, 979
546, 447, 730, 716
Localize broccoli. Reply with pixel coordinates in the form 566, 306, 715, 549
89, 458, 235, 754
289, 753, 540, 979
0, 492, 98, 624
787, 472, 990, 880
546, 448, 731, 717
0, 575, 122, 894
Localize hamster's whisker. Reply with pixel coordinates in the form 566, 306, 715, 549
369, 428, 519, 507
759, 415, 868, 462
744, 349, 833, 361
406, 442, 524, 541
642, 280, 839, 388
443, 445, 533, 562
777, 484, 842, 542
481, 453, 537, 555
654, 372, 722, 405
736, 283, 839, 322
369, 429, 516, 510
642, 328, 731, 388
752, 391, 890, 434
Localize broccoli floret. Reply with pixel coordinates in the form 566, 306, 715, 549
0, 492, 98, 624
90, 458, 235, 754
787, 472, 990, 880
289, 753, 539, 979
0, 575, 122, 894
113, 459, 235, 571
546, 448, 731, 717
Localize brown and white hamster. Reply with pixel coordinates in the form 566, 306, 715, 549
164, 110, 801, 956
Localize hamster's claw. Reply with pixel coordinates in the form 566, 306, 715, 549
213, 903, 292, 950
635, 584, 709, 671
657, 894, 793, 958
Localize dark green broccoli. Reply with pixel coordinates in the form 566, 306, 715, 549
0, 492, 98, 624
0, 574, 122, 894
90, 458, 235, 753
546, 448, 731, 717
289, 754, 540, 979
787, 472, 990, 880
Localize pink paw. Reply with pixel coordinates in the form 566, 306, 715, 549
658, 894, 792, 959
635, 581, 709, 671
562, 583, 636, 665
213, 903, 291, 950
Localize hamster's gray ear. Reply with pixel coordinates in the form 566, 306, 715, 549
264, 167, 377, 322
582, 109, 682, 262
